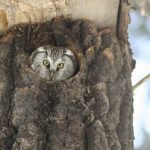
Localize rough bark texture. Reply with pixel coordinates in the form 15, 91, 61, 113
0, 0, 134, 150
0, 0, 119, 33
0, 18, 134, 150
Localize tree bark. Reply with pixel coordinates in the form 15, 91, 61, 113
0, 0, 134, 150
0, 0, 119, 33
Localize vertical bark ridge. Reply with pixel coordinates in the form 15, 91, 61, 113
116, 41, 134, 150
85, 31, 133, 150
11, 33, 51, 149
0, 37, 16, 150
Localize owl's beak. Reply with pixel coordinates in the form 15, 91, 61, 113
49, 70, 54, 80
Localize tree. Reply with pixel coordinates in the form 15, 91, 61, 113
0, 0, 134, 150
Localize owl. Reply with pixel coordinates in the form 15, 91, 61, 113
29, 45, 77, 81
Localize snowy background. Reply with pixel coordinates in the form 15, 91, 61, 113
128, 10, 150, 150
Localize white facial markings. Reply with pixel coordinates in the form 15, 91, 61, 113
31, 64, 35, 70
46, 56, 53, 69
46, 56, 64, 71
37, 47, 46, 52
64, 49, 74, 56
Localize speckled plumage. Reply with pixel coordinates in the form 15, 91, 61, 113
29, 45, 76, 81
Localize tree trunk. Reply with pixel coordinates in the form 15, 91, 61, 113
0, 0, 134, 150
0, 0, 119, 33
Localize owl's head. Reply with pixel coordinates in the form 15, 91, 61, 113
29, 45, 77, 81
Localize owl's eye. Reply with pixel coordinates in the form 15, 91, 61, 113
57, 63, 64, 70
43, 60, 50, 67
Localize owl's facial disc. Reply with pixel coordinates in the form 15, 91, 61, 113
30, 45, 77, 82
